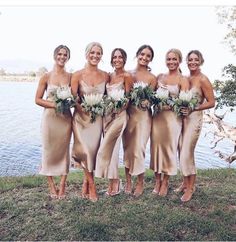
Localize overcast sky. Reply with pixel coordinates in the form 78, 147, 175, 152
0, 2, 235, 81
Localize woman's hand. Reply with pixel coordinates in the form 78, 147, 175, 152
140, 99, 151, 110
180, 107, 192, 116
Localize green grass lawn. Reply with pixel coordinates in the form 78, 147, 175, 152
0, 168, 235, 241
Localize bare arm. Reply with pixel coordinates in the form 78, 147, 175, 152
149, 74, 157, 90
195, 76, 215, 111
35, 73, 56, 109
124, 72, 134, 93
71, 71, 80, 98
180, 76, 189, 91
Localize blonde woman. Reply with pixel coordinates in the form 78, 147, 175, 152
71, 42, 109, 202
150, 48, 189, 197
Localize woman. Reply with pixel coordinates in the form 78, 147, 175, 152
150, 48, 189, 197
71, 42, 108, 202
35, 45, 72, 199
95, 48, 133, 196
178, 50, 215, 202
123, 44, 156, 197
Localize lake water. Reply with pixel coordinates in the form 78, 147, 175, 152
0, 81, 235, 177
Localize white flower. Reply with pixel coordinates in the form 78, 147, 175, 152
179, 90, 193, 102
108, 89, 125, 101
133, 81, 148, 89
83, 93, 103, 106
56, 86, 72, 100
155, 88, 169, 99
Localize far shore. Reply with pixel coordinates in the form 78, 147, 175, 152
0, 75, 40, 82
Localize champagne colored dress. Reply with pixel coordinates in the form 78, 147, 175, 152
72, 80, 105, 172
39, 84, 72, 176
150, 84, 181, 175
95, 82, 128, 179
123, 84, 152, 176
179, 87, 204, 176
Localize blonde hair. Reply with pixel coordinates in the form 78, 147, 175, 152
85, 42, 103, 57
166, 48, 182, 63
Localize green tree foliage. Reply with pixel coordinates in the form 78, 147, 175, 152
216, 6, 236, 55
214, 64, 236, 110
215, 7, 236, 109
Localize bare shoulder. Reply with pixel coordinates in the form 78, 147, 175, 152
156, 73, 164, 81
181, 75, 189, 83
39, 72, 49, 84
124, 71, 132, 78
99, 69, 109, 81
200, 73, 210, 83
149, 72, 156, 80
72, 69, 84, 83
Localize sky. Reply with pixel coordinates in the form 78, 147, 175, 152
0, 1, 235, 81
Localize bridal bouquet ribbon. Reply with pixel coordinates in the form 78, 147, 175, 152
152, 87, 171, 115
81, 93, 105, 123
172, 90, 198, 116
53, 86, 76, 114
129, 81, 154, 110
104, 89, 128, 115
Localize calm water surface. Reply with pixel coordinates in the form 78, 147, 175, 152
0, 81, 235, 177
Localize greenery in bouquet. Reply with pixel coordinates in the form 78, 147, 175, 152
152, 87, 172, 115
172, 90, 198, 116
53, 86, 76, 114
129, 81, 154, 110
81, 93, 105, 123
104, 89, 128, 116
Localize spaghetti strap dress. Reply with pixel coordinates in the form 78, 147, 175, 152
178, 87, 204, 176
150, 83, 181, 175
95, 81, 128, 179
72, 80, 105, 172
39, 82, 72, 176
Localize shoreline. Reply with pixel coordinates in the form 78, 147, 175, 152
0, 75, 39, 82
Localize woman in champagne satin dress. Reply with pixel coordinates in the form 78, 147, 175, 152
35, 45, 72, 199
177, 50, 215, 202
150, 49, 189, 197
95, 48, 133, 196
123, 45, 156, 197
71, 42, 108, 202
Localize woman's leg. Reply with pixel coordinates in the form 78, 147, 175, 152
181, 174, 196, 202
124, 167, 132, 194
86, 170, 98, 202
47, 176, 58, 198
110, 178, 121, 196
58, 175, 67, 199
134, 172, 144, 197
159, 174, 169, 197
152, 172, 162, 194
174, 176, 188, 193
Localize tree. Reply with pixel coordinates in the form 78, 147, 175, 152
214, 64, 236, 110
37, 67, 48, 77
0, 68, 6, 76
216, 6, 236, 55
208, 7, 236, 163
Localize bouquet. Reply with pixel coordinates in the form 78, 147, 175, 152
53, 86, 76, 114
81, 93, 105, 123
129, 81, 154, 110
152, 87, 170, 115
104, 89, 128, 116
172, 90, 198, 116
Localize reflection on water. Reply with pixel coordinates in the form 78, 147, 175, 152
0, 81, 235, 177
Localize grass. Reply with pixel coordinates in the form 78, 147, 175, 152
0, 168, 235, 241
